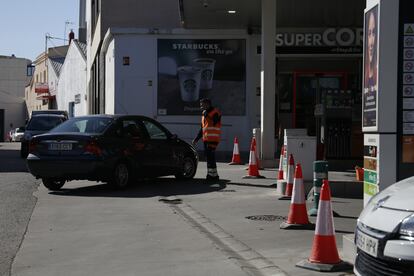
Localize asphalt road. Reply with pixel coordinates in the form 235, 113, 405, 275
0, 143, 40, 276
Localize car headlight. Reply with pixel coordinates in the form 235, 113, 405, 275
400, 214, 414, 238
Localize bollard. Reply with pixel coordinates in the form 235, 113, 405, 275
308, 160, 328, 216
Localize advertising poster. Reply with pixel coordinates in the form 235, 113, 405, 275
363, 5, 379, 128
157, 39, 246, 116
363, 135, 379, 206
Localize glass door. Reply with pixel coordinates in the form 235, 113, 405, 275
293, 72, 347, 159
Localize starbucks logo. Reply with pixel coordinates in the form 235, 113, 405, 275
184, 79, 197, 93
202, 70, 213, 81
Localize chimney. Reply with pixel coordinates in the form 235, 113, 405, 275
69, 29, 75, 44
78, 0, 86, 43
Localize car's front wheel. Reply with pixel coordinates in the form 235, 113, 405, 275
175, 156, 197, 180
110, 162, 130, 189
42, 179, 65, 191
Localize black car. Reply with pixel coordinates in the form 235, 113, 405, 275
27, 115, 198, 190
21, 114, 67, 158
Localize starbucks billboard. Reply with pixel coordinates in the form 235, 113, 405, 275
157, 39, 246, 116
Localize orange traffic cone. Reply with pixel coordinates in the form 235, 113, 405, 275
243, 139, 265, 179
277, 146, 285, 180
253, 137, 264, 170
279, 154, 294, 200
280, 164, 314, 229
229, 137, 243, 165
296, 180, 352, 272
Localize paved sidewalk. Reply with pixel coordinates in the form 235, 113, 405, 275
175, 162, 361, 275
11, 161, 361, 276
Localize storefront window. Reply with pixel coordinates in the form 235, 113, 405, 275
277, 73, 293, 112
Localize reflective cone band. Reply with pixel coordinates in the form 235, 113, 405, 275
229, 137, 242, 165
285, 154, 295, 196
252, 137, 262, 170
243, 139, 264, 179
277, 146, 285, 180
309, 180, 341, 264
287, 164, 310, 225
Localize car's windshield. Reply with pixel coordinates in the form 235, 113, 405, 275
26, 116, 65, 131
50, 117, 113, 134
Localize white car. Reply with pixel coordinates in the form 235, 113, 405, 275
12, 127, 25, 142
354, 177, 414, 275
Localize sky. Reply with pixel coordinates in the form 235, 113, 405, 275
0, 1, 79, 61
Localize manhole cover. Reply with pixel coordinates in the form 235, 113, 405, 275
159, 198, 182, 205
221, 189, 236, 192
245, 215, 287, 221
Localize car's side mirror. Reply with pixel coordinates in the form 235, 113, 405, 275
171, 134, 178, 140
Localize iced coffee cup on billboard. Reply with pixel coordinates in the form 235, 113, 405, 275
177, 66, 202, 102
193, 58, 216, 90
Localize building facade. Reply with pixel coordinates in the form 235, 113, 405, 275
0, 55, 32, 141
85, 0, 365, 165
56, 40, 88, 117
25, 46, 69, 117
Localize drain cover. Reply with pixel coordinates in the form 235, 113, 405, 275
245, 215, 287, 221
221, 189, 236, 192
159, 198, 182, 205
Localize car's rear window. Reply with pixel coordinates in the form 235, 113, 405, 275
26, 116, 65, 131
50, 117, 113, 134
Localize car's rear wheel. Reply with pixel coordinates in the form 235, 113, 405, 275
42, 179, 65, 191
20, 142, 28, 158
110, 162, 130, 189
175, 156, 197, 180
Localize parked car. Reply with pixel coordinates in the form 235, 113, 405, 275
31, 110, 69, 119
354, 177, 414, 276
12, 127, 25, 142
7, 129, 15, 142
20, 114, 67, 158
26, 115, 198, 190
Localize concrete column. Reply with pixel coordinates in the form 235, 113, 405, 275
260, 0, 276, 166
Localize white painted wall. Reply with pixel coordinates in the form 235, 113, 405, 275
0, 56, 30, 140
57, 42, 87, 116
104, 32, 259, 152
105, 39, 115, 114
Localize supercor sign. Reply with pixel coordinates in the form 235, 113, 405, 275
269, 28, 363, 54
276, 28, 363, 47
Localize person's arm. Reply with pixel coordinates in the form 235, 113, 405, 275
192, 126, 202, 145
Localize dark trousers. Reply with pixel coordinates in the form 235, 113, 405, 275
204, 142, 217, 169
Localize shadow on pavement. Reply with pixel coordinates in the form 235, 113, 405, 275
0, 150, 28, 173
49, 178, 230, 198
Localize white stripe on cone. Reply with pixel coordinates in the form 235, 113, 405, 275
291, 178, 305, 204
315, 200, 335, 236
233, 143, 239, 154
287, 164, 294, 185
249, 150, 256, 165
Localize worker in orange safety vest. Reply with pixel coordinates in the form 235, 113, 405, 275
192, 98, 222, 180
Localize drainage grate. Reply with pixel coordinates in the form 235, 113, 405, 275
159, 198, 183, 205
220, 189, 236, 192
245, 215, 287, 222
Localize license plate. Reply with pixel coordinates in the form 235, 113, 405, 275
49, 143, 72, 151
356, 230, 379, 257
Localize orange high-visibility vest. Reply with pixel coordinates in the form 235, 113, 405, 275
202, 108, 221, 143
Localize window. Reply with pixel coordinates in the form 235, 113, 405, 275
50, 117, 112, 134
142, 120, 168, 140
26, 65, 35, 76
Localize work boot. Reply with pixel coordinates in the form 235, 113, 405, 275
206, 174, 220, 181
